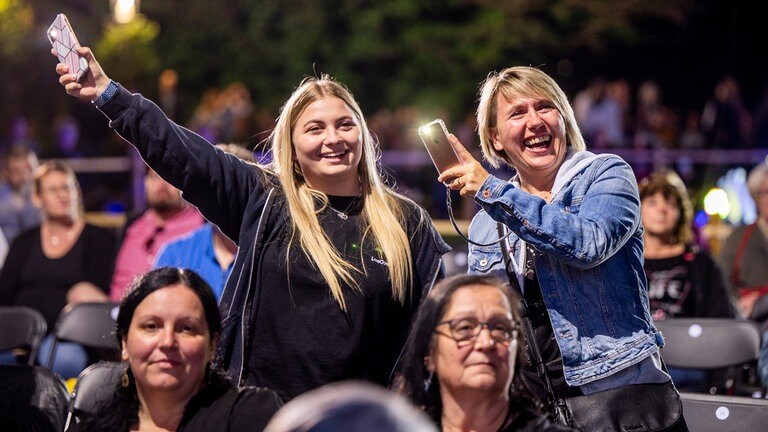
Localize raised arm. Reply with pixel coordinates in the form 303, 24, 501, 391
54, 47, 265, 240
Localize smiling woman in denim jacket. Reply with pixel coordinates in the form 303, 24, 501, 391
436, 67, 687, 431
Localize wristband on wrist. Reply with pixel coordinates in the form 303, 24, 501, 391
92, 80, 119, 107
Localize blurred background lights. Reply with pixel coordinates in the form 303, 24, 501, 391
111, 0, 139, 24
715, 167, 756, 224
703, 187, 731, 219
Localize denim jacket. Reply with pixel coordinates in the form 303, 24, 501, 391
468, 149, 663, 387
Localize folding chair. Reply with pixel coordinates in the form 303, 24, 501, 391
64, 361, 124, 430
46, 302, 120, 370
654, 318, 762, 394
0, 306, 47, 365
680, 392, 768, 432
749, 293, 768, 323
0, 364, 70, 432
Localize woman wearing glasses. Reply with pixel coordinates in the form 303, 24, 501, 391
398, 274, 573, 432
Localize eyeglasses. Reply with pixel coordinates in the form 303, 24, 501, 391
435, 317, 518, 346
40, 184, 76, 196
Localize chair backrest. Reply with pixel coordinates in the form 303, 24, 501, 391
0, 364, 70, 432
0, 306, 47, 365
749, 293, 768, 323
680, 392, 768, 431
64, 361, 124, 430
654, 318, 762, 369
47, 302, 120, 369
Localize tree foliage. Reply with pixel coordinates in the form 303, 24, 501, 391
139, 0, 693, 121
4, 0, 696, 143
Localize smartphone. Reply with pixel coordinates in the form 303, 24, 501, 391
418, 119, 462, 178
47, 13, 89, 83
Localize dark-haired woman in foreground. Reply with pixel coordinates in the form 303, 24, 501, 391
68, 267, 281, 431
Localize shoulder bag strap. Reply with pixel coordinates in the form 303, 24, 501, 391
496, 223, 568, 424
731, 223, 756, 292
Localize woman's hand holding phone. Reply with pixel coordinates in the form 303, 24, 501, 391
47, 14, 111, 102
54, 46, 111, 102
437, 134, 490, 198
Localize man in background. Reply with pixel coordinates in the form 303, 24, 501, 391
153, 143, 255, 300
109, 167, 204, 301
0, 145, 42, 267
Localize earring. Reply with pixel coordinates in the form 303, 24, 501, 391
423, 370, 434, 392
122, 366, 130, 388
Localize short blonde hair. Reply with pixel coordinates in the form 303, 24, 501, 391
476, 66, 586, 168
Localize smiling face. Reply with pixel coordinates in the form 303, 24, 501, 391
291, 96, 363, 195
122, 284, 215, 400
490, 94, 567, 186
426, 284, 516, 399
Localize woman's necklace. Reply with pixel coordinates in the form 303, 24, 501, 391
50, 228, 76, 246
45, 222, 78, 247
327, 197, 359, 220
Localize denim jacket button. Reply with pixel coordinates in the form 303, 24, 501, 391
479, 258, 488, 266
482, 189, 491, 198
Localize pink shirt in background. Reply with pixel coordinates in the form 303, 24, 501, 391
109, 205, 205, 301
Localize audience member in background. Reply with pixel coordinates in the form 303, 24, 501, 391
68, 267, 282, 432
719, 163, 768, 318
398, 274, 573, 432
701, 76, 752, 149
640, 170, 737, 320
581, 78, 624, 148
56, 46, 449, 403
153, 144, 254, 300
265, 381, 436, 432
0, 160, 116, 377
0, 144, 42, 253
640, 170, 737, 390
110, 167, 205, 301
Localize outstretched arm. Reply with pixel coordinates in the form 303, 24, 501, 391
54, 47, 110, 102
52, 46, 264, 241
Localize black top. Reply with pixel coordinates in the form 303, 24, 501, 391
96, 84, 450, 388
252, 195, 415, 401
500, 408, 575, 432
499, 411, 576, 432
67, 383, 282, 432
644, 246, 737, 320
0, 224, 116, 328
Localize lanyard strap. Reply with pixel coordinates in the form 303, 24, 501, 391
496, 223, 564, 420
731, 223, 757, 290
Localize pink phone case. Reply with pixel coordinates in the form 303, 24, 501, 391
47, 13, 88, 82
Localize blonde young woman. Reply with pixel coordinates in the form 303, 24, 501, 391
55, 47, 449, 402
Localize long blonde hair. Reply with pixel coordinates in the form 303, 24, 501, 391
269, 75, 416, 310
476, 66, 586, 169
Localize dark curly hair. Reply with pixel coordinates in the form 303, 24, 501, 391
72, 267, 231, 431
